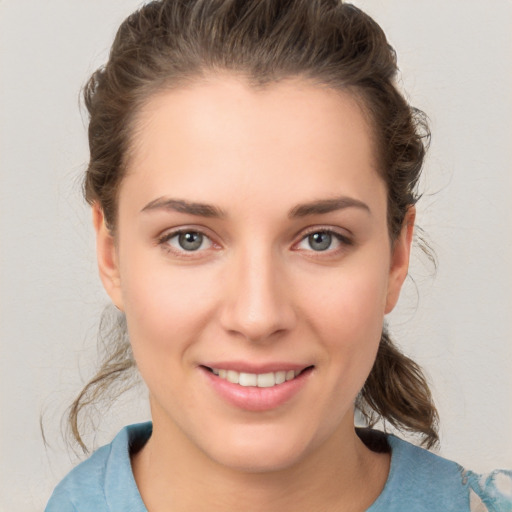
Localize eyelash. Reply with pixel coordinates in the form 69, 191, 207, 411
157, 228, 218, 258
156, 226, 353, 258
293, 227, 353, 255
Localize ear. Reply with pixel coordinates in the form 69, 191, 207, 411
384, 206, 415, 314
92, 203, 124, 311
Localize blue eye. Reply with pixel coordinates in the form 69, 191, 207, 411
178, 232, 203, 251
163, 231, 212, 252
296, 230, 350, 253
307, 232, 333, 251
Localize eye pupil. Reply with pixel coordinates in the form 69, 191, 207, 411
308, 232, 332, 251
178, 232, 203, 251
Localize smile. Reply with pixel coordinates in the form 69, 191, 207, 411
208, 368, 303, 388
201, 365, 314, 411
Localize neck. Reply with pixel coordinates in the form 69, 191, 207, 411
132, 416, 390, 512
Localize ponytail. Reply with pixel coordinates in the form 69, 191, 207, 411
357, 328, 439, 448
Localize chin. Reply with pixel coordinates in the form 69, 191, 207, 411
201, 425, 319, 474
212, 446, 304, 474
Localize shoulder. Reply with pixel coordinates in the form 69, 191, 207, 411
45, 422, 152, 512
463, 468, 512, 512
369, 434, 512, 512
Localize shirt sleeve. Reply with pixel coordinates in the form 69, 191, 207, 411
44, 489, 78, 512
464, 469, 512, 512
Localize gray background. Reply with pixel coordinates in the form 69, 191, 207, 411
1, 1, 511, 510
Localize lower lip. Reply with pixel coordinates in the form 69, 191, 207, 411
201, 367, 312, 412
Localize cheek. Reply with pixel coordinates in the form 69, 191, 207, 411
302, 261, 389, 370
118, 246, 219, 360
306, 262, 389, 331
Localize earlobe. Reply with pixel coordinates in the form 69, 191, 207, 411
384, 206, 416, 314
92, 203, 124, 311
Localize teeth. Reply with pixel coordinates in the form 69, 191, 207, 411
257, 372, 275, 388
275, 371, 286, 385
210, 368, 302, 387
239, 372, 257, 386
226, 370, 239, 384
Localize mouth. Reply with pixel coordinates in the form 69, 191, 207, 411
202, 366, 314, 388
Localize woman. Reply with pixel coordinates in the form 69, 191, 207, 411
45, 0, 512, 510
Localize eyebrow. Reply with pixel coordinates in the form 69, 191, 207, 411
140, 195, 370, 219
288, 196, 371, 218
141, 197, 225, 218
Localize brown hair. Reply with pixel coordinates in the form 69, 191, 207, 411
71, 0, 438, 451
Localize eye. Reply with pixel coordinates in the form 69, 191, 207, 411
305, 232, 334, 251
295, 229, 351, 253
160, 230, 213, 252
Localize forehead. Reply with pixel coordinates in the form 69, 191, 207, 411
121, 75, 384, 216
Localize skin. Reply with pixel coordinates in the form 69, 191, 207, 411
94, 75, 415, 511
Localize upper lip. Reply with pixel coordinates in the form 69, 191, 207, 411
200, 361, 313, 374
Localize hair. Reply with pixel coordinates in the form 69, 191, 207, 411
70, 0, 439, 452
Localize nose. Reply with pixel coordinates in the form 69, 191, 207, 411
219, 246, 296, 343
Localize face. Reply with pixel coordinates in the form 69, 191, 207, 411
95, 76, 413, 472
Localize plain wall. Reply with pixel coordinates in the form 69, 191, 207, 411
1, 1, 511, 510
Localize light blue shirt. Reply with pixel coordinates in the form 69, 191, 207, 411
45, 422, 512, 511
